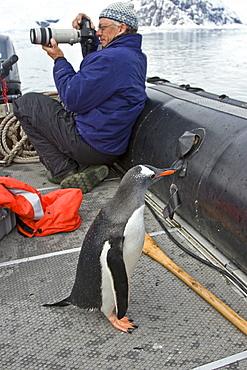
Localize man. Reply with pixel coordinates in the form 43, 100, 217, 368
14, 2, 147, 193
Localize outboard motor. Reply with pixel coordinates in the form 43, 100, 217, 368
0, 34, 21, 109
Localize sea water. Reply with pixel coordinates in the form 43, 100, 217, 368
1, 27, 247, 101
142, 27, 247, 102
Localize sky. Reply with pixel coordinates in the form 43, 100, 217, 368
47, 0, 247, 25
0, 0, 247, 31
94, 1, 247, 24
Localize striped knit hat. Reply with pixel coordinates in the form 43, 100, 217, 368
99, 2, 138, 30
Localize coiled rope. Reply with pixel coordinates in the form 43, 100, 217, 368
0, 92, 59, 166
0, 112, 39, 166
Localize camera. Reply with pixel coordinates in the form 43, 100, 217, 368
30, 18, 94, 46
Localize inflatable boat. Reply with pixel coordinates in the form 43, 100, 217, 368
118, 77, 247, 274
1, 34, 247, 368
1, 35, 247, 275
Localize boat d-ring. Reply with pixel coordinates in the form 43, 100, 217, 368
162, 128, 205, 219
162, 183, 181, 220
172, 128, 205, 177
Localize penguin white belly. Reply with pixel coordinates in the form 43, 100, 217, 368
123, 205, 145, 279
100, 241, 116, 318
100, 205, 145, 318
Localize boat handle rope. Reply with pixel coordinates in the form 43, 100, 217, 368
145, 200, 247, 296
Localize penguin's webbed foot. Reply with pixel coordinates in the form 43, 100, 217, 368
108, 313, 138, 333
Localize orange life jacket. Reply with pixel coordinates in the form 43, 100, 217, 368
0, 176, 83, 237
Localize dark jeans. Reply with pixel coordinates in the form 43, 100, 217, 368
13, 93, 118, 177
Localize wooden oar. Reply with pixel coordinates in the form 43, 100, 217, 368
143, 233, 247, 336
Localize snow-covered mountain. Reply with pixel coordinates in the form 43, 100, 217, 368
134, 0, 242, 27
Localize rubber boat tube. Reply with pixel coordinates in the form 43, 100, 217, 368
118, 80, 247, 274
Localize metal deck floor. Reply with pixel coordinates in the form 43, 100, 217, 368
1, 162, 247, 369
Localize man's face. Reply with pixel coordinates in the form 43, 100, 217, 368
96, 18, 123, 47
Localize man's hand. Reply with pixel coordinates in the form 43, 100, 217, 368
42, 38, 64, 60
72, 13, 95, 30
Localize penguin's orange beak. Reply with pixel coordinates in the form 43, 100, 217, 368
155, 169, 176, 178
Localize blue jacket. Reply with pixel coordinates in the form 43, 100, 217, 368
53, 34, 147, 155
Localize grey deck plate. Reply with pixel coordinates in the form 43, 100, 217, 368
1, 162, 247, 369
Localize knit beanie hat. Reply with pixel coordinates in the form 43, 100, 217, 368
99, 2, 138, 30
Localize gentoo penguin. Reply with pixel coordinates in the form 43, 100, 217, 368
44, 165, 175, 333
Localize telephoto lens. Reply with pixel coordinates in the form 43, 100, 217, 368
30, 28, 81, 45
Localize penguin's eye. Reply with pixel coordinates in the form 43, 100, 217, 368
150, 174, 155, 179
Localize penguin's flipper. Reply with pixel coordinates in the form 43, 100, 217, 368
107, 236, 128, 319
43, 298, 71, 307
